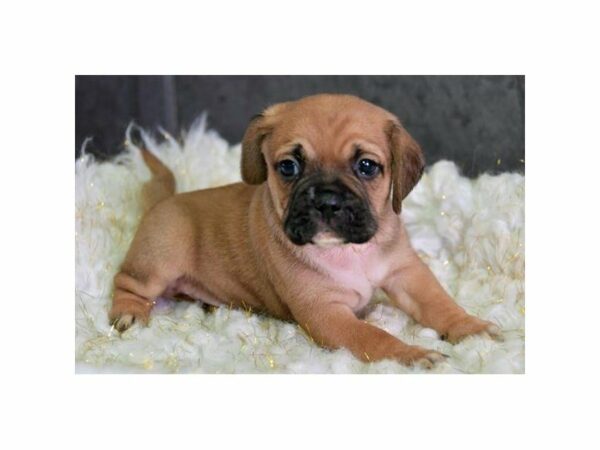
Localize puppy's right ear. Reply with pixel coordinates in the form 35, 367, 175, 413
386, 120, 426, 214
241, 114, 270, 184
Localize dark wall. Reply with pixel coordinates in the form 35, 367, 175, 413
76, 75, 524, 177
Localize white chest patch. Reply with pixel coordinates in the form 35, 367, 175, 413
303, 242, 390, 311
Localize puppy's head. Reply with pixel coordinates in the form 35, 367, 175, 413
241, 94, 424, 247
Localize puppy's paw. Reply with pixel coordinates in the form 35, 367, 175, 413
110, 313, 137, 333
109, 299, 152, 334
396, 346, 448, 369
441, 316, 503, 343
414, 351, 448, 370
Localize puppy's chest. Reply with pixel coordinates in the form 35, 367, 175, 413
305, 244, 389, 310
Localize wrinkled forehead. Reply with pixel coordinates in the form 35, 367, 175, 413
265, 97, 393, 161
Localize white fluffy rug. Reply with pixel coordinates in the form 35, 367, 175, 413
75, 117, 525, 374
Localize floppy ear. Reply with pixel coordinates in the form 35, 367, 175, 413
386, 120, 426, 214
241, 114, 270, 184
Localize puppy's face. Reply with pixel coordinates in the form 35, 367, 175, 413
241, 94, 424, 247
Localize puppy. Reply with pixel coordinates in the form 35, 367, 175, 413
109, 94, 501, 367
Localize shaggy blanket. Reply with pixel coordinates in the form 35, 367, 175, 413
75, 118, 525, 374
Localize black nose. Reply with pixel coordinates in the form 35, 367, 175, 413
313, 189, 343, 218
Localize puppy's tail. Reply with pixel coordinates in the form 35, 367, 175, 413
129, 126, 176, 212
141, 148, 176, 211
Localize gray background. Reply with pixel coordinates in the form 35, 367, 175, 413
75, 75, 524, 177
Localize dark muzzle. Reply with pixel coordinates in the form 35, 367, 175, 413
283, 175, 378, 246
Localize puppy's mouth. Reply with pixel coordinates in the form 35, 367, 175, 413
310, 231, 346, 248
283, 176, 378, 247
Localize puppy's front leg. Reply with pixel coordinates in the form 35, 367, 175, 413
383, 251, 502, 343
291, 300, 445, 367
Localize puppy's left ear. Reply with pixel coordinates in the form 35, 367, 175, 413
241, 114, 270, 184
386, 120, 426, 214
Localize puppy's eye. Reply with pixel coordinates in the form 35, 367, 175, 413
277, 159, 300, 180
355, 158, 381, 179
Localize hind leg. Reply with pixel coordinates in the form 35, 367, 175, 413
109, 197, 195, 332
109, 270, 171, 332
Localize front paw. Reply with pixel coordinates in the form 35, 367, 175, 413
392, 346, 448, 369
441, 316, 503, 343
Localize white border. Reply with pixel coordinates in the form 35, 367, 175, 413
2, 1, 599, 448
